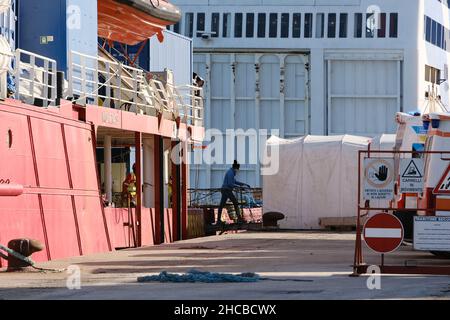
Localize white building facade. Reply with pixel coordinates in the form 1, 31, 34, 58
170, 0, 450, 189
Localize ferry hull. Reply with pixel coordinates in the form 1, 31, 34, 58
0, 99, 184, 267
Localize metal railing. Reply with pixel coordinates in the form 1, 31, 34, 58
14, 49, 57, 107
68, 50, 204, 126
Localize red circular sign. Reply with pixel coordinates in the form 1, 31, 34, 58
363, 213, 404, 254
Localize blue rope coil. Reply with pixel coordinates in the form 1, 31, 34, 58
137, 269, 260, 283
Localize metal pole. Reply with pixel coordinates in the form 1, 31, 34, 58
104, 135, 113, 204
135, 132, 142, 247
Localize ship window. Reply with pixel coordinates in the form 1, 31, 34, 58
339, 13, 347, 38
235, 13, 243, 38
304, 13, 313, 38
354, 13, 363, 38
432, 20, 437, 45
425, 65, 441, 84
293, 13, 301, 38
425, 16, 432, 42
7, 129, 12, 149
173, 22, 180, 34
366, 12, 375, 38
211, 13, 220, 38
281, 13, 290, 38
223, 13, 231, 37
196, 13, 206, 37
269, 13, 278, 38
437, 23, 443, 48
185, 13, 194, 38
389, 13, 398, 38
258, 13, 266, 38
316, 13, 324, 38
378, 13, 386, 38
328, 13, 336, 38
246, 13, 255, 37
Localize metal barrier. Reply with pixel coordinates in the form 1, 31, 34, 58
188, 188, 262, 208
14, 49, 57, 107
353, 150, 450, 276
68, 50, 204, 126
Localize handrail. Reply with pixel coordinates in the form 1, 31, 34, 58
68, 50, 204, 126
14, 49, 57, 107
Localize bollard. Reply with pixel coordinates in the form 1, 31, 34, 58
7, 239, 44, 272
263, 212, 285, 228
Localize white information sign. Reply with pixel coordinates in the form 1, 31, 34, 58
414, 216, 450, 251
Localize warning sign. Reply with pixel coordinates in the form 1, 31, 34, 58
433, 164, 450, 195
364, 158, 395, 200
399, 159, 424, 193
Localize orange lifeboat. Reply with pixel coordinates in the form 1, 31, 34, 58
98, 0, 182, 45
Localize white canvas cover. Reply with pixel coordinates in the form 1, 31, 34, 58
263, 135, 372, 229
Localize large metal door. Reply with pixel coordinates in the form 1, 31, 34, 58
191, 52, 309, 189
327, 56, 402, 136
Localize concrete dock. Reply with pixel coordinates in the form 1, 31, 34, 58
1, 231, 450, 300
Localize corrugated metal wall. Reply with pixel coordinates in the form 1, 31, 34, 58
18, 0, 98, 73
191, 52, 310, 189
326, 55, 402, 136
149, 30, 192, 87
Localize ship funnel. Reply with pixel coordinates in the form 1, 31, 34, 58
0, 0, 11, 14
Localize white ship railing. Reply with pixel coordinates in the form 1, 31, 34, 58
68, 51, 204, 126
14, 49, 57, 107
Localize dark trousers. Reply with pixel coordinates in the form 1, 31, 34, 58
218, 189, 241, 218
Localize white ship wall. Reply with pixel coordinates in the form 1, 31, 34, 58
171, 0, 450, 188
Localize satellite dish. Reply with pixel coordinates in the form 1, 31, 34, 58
0, 0, 11, 14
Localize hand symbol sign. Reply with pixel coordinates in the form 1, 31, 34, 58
375, 165, 388, 182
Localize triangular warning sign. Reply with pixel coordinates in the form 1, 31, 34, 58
402, 160, 422, 178
433, 164, 450, 195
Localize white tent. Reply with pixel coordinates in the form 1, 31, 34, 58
263, 135, 372, 229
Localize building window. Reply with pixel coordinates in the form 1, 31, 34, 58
246, 13, 255, 37
366, 12, 375, 38
281, 13, 290, 38
425, 16, 431, 42
185, 13, 194, 38
425, 65, 441, 84
223, 13, 231, 37
378, 13, 386, 38
258, 13, 266, 38
196, 13, 205, 37
316, 13, 324, 38
269, 13, 278, 38
211, 13, 220, 37
293, 13, 301, 38
432, 20, 437, 45
328, 13, 336, 38
304, 13, 313, 38
389, 13, 398, 38
235, 13, 243, 38
354, 13, 363, 38
425, 15, 450, 51
339, 13, 347, 38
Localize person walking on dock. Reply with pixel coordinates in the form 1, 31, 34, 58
217, 160, 251, 225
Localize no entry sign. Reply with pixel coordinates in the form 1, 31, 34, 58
363, 213, 404, 254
